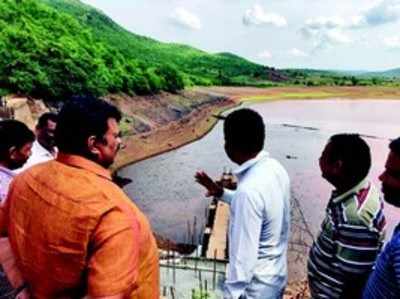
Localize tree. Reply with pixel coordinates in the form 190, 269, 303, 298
351, 76, 359, 86
155, 64, 185, 93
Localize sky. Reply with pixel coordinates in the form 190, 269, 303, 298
81, 0, 400, 71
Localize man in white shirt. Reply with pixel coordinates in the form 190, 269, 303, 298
195, 108, 290, 299
0, 119, 34, 298
19, 112, 57, 171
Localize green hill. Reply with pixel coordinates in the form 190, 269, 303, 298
361, 68, 400, 79
281, 68, 400, 86
0, 0, 281, 99
43, 0, 283, 84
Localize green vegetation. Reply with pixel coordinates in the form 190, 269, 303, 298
0, 0, 277, 100
0, 0, 191, 99
242, 91, 341, 102
361, 68, 400, 79
46, 0, 282, 87
282, 69, 400, 87
192, 289, 212, 299
0, 0, 398, 100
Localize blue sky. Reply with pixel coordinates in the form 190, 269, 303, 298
82, 0, 400, 71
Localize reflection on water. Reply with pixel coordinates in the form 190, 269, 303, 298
119, 100, 400, 243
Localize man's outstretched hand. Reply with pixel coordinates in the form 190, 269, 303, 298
195, 171, 223, 198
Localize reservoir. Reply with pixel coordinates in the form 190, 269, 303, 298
119, 99, 400, 244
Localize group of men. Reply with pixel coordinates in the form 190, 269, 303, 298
0, 96, 399, 299
0, 97, 159, 299
0, 112, 57, 201
195, 110, 399, 299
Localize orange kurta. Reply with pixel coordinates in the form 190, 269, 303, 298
2, 154, 159, 299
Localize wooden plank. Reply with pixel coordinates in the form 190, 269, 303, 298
206, 201, 230, 260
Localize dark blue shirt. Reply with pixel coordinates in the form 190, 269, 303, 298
363, 224, 400, 299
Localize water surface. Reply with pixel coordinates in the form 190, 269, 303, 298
119, 99, 400, 242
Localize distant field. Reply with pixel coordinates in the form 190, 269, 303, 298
242, 92, 338, 102
198, 86, 400, 103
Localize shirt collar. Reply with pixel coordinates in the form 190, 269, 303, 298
0, 166, 15, 178
234, 150, 269, 177
33, 140, 56, 158
56, 153, 112, 181
331, 177, 369, 204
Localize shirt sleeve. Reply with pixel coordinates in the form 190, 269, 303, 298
87, 208, 140, 297
221, 189, 235, 205
0, 180, 14, 236
224, 190, 263, 299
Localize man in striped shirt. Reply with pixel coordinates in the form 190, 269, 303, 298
308, 134, 386, 299
363, 137, 400, 298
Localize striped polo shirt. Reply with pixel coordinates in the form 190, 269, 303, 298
363, 224, 400, 299
308, 179, 386, 299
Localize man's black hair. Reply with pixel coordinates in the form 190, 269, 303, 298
37, 112, 58, 129
389, 137, 400, 156
55, 96, 122, 156
328, 134, 371, 182
223, 108, 265, 154
0, 120, 35, 160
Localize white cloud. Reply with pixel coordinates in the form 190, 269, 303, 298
171, 7, 202, 30
384, 36, 400, 48
258, 50, 272, 59
289, 48, 308, 57
305, 16, 346, 30
243, 4, 287, 27
313, 29, 352, 51
300, 27, 318, 40
300, 15, 355, 52
348, 15, 367, 28
299, 1, 400, 53
302, 15, 366, 33
73, 0, 400, 70
364, 0, 400, 26
325, 29, 352, 44
315, 30, 351, 51
301, 0, 400, 33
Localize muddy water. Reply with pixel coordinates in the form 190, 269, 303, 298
119, 99, 400, 243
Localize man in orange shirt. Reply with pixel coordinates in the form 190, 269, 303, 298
1, 96, 159, 299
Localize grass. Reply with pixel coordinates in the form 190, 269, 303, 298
242, 91, 341, 102
231, 86, 400, 104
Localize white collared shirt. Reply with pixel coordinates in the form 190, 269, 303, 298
17, 140, 56, 172
0, 166, 15, 202
221, 151, 291, 299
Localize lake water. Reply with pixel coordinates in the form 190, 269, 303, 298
119, 99, 400, 243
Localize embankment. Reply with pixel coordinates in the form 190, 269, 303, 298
109, 90, 236, 170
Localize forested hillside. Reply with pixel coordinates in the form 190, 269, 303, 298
0, 0, 279, 100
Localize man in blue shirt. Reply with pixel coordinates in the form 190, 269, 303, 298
195, 109, 290, 299
363, 137, 400, 298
